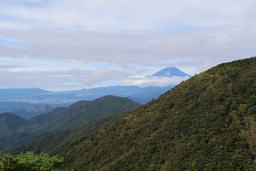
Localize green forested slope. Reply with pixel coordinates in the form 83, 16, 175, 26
61, 57, 256, 170
0, 113, 29, 137
31, 95, 139, 131
0, 96, 139, 151
10, 114, 124, 155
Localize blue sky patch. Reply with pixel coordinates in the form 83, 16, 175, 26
0, 39, 15, 45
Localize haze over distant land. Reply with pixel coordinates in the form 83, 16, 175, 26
0, 67, 190, 105
0, 0, 255, 90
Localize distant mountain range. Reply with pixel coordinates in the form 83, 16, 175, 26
0, 67, 190, 114
0, 88, 50, 99
0, 101, 65, 119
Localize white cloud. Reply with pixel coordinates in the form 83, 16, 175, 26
83, 69, 129, 86
0, 0, 255, 89
0, 65, 24, 69
122, 75, 189, 87
0, 0, 254, 31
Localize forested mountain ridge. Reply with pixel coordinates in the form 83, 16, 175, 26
10, 114, 124, 155
60, 57, 256, 170
0, 96, 140, 152
30, 95, 140, 131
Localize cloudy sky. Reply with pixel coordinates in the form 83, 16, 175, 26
0, 0, 255, 90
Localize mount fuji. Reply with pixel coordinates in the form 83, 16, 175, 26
151, 67, 191, 77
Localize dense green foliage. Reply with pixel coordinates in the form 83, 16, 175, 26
0, 113, 48, 151
0, 152, 63, 171
10, 114, 124, 155
60, 57, 256, 170
0, 96, 139, 151
31, 95, 140, 131
0, 113, 28, 137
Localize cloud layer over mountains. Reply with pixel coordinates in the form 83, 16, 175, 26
0, 0, 255, 90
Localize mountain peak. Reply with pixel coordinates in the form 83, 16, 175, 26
151, 67, 191, 77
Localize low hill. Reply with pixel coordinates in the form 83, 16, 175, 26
61, 57, 256, 170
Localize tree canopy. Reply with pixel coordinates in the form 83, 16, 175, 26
0, 152, 63, 171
